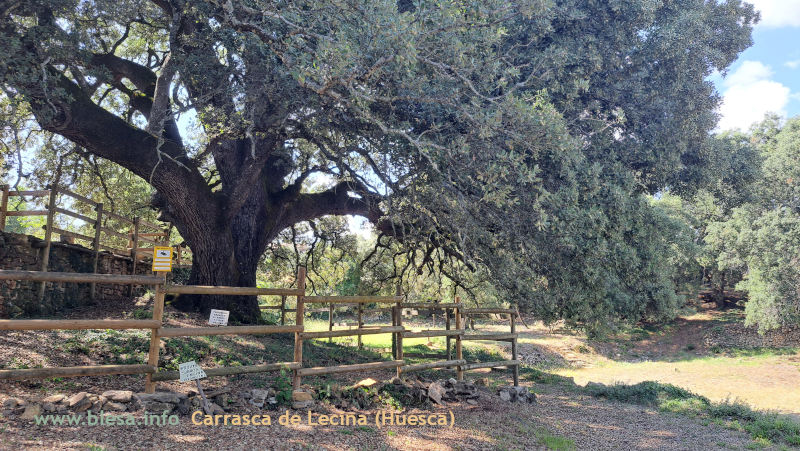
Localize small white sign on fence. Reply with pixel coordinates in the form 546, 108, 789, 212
208, 309, 230, 326
178, 361, 207, 382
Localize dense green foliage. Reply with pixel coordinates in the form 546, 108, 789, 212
640, 114, 800, 332
1, 1, 759, 326
700, 117, 800, 331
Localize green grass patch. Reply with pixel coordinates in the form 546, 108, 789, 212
720, 347, 799, 358
461, 346, 504, 362
517, 423, 576, 451
533, 427, 576, 451
519, 367, 577, 387
130, 307, 151, 320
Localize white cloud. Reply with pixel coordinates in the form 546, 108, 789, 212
747, 0, 800, 28
786, 60, 800, 69
718, 61, 791, 131
723, 60, 772, 87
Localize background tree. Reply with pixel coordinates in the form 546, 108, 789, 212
706, 117, 800, 331
672, 132, 762, 308
1, 0, 756, 323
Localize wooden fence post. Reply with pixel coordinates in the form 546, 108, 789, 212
511, 312, 519, 386
145, 274, 167, 393
395, 311, 403, 378
357, 303, 363, 350
292, 266, 306, 389
0, 184, 9, 231
328, 303, 334, 343
37, 179, 59, 303
280, 295, 286, 325
445, 307, 452, 360
455, 305, 464, 381
128, 217, 140, 296
394, 284, 403, 377
391, 304, 397, 359
90, 202, 104, 301
449, 297, 458, 361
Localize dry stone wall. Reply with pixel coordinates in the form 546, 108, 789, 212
0, 230, 153, 318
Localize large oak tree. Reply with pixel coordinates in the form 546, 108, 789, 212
1, 0, 755, 323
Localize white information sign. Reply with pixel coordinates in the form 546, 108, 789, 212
178, 361, 207, 382
208, 309, 230, 326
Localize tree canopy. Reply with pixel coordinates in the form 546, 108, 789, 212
700, 117, 800, 331
1, 0, 757, 324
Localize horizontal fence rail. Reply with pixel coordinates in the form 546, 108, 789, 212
403, 329, 465, 338
304, 295, 402, 304
0, 270, 163, 285
459, 360, 521, 371
297, 360, 405, 377
0, 268, 521, 390
462, 333, 519, 341
403, 359, 467, 373
6, 210, 49, 217
164, 286, 302, 296
299, 326, 403, 339
0, 319, 161, 331
157, 325, 303, 337
0, 364, 156, 381
462, 308, 516, 314
151, 362, 300, 382
401, 302, 463, 309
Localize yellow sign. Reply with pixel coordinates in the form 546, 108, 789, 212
152, 246, 173, 272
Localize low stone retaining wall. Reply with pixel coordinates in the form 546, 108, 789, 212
0, 231, 152, 318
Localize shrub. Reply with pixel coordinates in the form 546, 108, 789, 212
583, 381, 703, 406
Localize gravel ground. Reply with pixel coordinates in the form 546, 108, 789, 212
0, 305, 775, 450
0, 384, 758, 450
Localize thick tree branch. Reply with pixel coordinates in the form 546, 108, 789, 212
8, 45, 216, 238
277, 181, 385, 231
89, 53, 183, 146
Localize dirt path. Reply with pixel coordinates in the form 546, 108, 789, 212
0, 385, 757, 450
507, 310, 800, 416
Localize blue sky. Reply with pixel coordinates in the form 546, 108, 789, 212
711, 0, 800, 131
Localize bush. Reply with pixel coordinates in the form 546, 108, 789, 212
708, 399, 760, 422
744, 413, 800, 445
583, 381, 703, 406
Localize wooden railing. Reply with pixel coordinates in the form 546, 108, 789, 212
0, 183, 193, 301
297, 292, 405, 385
0, 271, 163, 381
0, 267, 521, 393
149, 269, 308, 392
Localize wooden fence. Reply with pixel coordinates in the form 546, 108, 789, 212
0, 270, 163, 381
0, 267, 521, 393
0, 183, 192, 302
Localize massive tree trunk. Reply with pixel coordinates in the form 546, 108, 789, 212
172, 232, 264, 323
164, 149, 281, 323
